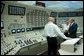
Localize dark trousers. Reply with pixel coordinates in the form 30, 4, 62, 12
47, 36, 57, 55
64, 32, 68, 37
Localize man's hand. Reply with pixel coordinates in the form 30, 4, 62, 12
68, 33, 70, 37
65, 30, 68, 32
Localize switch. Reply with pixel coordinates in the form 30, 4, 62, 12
4, 50, 7, 55
42, 39, 43, 40
23, 44, 25, 46
1, 52, 4, 55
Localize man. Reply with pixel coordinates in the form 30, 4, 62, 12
62, 20, 70, 41
62, 20, 70, 37
43, 17, 71, 55
68, 18, 78, 38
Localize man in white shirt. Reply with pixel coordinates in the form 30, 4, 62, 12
43, 17, 71, 55
62, 20, 70, 38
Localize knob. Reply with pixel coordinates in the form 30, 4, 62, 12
23, 44, 25, 46
4, 51, 7, 55
1, 52, 4, 55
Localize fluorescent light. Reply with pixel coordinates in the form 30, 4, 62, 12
17, 1, 36, 5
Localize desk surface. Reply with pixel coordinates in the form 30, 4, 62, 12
61, 38, 81, 45
58, 43, 83, 55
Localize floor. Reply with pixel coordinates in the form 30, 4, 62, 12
40, 45, 60, 55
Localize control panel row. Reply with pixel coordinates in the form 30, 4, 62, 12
12, 28, 32, 34
1, 36, 39, 55
11, 27, 44, 34
14, 39, 38, 47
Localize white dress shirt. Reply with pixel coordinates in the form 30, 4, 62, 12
43, 22, 68, 39
62, 24, 70, 32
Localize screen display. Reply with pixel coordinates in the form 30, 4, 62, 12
8, 5, 26, 15
1, 21, 4, 29
17, 29, 21, 33
50, 12, 57, 17
22, 28, 25, 32
30, 28, 32, 30
11, 29, 16, 33
26, 28, 30, 31
26, 28, 32, 31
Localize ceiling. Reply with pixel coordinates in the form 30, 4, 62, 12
17, 1, 83, 12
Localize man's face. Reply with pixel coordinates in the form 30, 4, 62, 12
52, 19, 55, 22
69, 19, 73, 23
49, 17, 54, 22
66, 21, 69, 25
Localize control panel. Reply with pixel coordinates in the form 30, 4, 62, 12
1, 1, 52, 37
1, 36, 17, 55
1, 1, 49, 55
1, 29, 47, 55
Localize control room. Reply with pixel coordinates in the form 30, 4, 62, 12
1, 1, 83, 55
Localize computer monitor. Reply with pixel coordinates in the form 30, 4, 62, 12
11, 29, 16, 34
8, 5, 26, 15
30, 28, 32, 31
26, 28, 32, 31
50, 12, 57, 17
1, 21, 4, 29
17, 29, 21, 33
26, 28, 30, 31
21, 28, 25, 32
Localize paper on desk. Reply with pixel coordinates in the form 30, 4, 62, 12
62, 38, 80, 44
